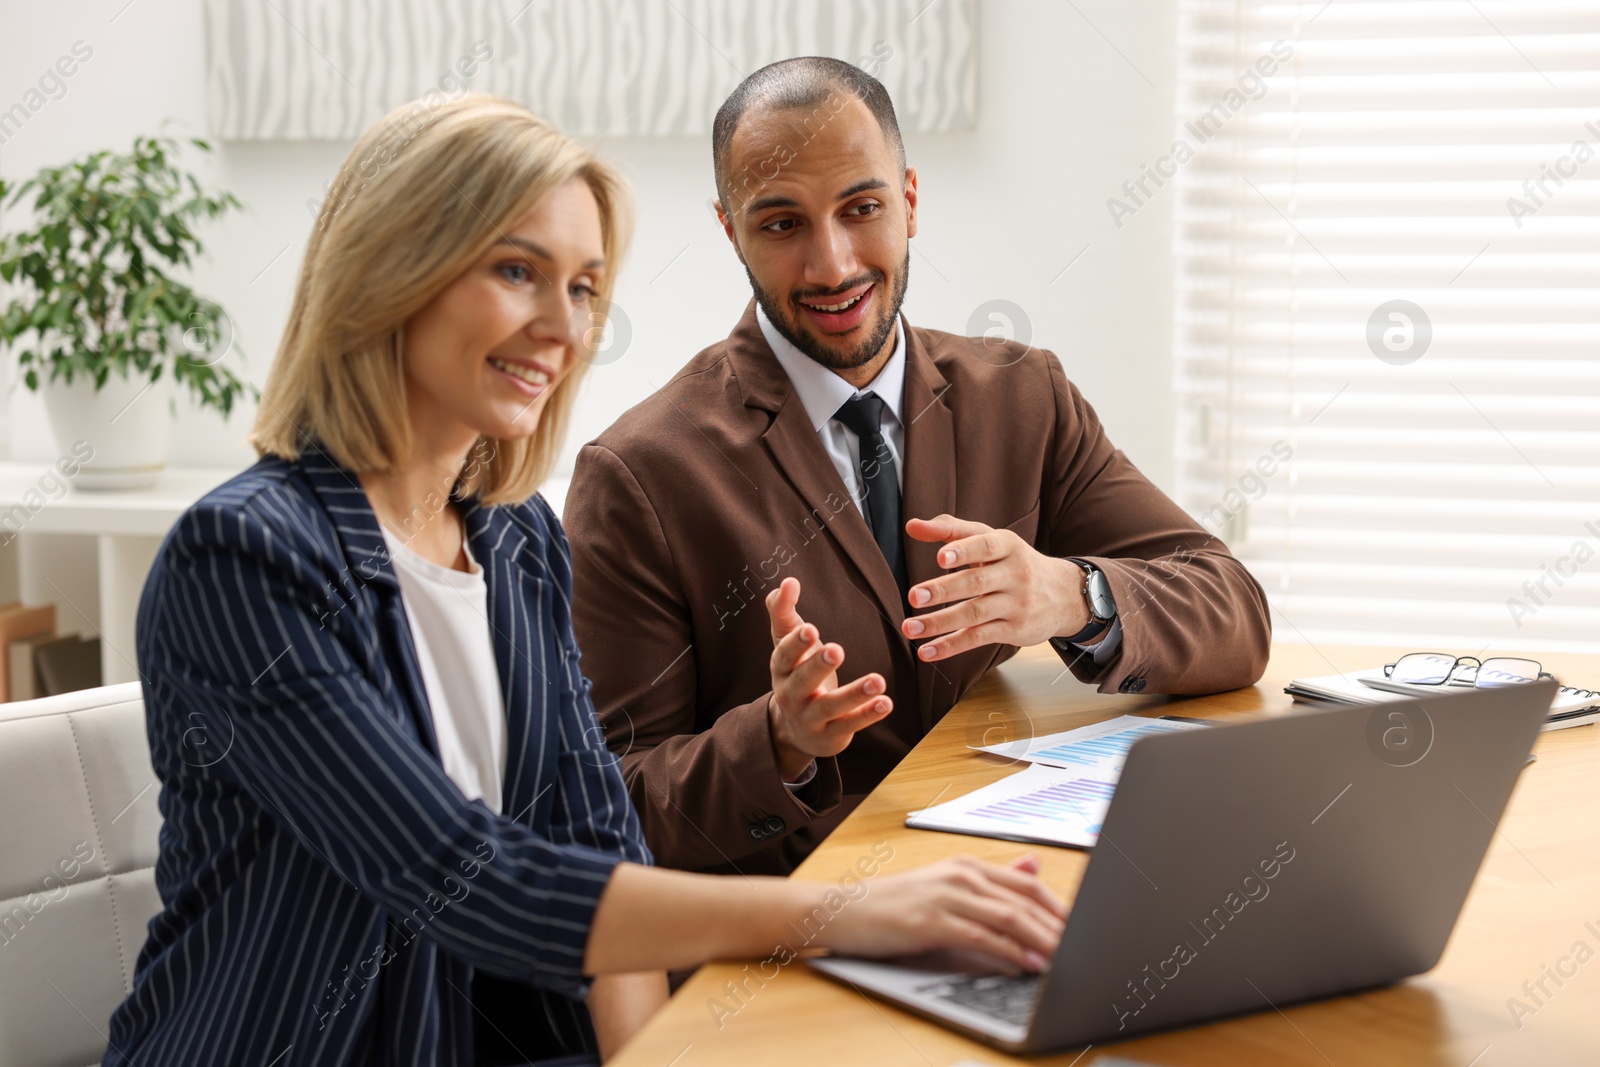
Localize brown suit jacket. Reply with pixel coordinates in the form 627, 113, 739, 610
564, 304, 1270, 874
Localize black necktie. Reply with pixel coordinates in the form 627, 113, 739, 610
833, 394, 908, 600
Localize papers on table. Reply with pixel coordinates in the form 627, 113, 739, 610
1283, 670, 1410, 707
907, 765, 1117, 848
973, 713, 1206, 775
906, 715, 1208, 849
1286, 669, 1600, 732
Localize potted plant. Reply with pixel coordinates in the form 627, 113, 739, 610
0, 132, 254, 489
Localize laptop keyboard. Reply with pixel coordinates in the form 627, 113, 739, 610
916, 972, 1043, 1027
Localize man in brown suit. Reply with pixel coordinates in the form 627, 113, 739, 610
564, 58, 1271, 875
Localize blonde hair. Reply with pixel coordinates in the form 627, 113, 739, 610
251, 93, 631, 504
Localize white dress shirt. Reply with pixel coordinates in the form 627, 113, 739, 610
757, 303, 906, 519
380, 525, 508, 813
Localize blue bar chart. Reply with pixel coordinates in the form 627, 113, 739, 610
913, 716, 1210, 847
967, 776, 1116, 829
1024, 721, 1185, 770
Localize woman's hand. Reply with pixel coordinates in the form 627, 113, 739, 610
811, 854, 1066, 972
584, 856, 1064, 977
587, 972, 668, 1061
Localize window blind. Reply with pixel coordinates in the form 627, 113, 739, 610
1172, 0, 1600, 653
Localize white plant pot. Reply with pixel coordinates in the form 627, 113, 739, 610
40, 367, 174, 490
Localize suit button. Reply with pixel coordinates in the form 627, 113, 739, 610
1120, 677, 1147, 694
748, 816, 785, 841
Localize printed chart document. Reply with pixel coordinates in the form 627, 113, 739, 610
908, 715, 1206, 849
907, 764, 1118, 848
973, 714, 1205, 774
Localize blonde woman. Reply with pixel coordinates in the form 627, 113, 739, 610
106, 95, 1063, 1066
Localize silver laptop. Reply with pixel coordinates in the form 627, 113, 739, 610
808, 681, 1554, 1053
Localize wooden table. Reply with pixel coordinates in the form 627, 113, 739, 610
611, 643, 1600, 1066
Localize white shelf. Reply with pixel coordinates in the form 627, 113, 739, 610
0, 463, 237, 537
2, 463, 244, 687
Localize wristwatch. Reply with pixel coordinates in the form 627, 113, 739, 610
1056, 559, 1116, 646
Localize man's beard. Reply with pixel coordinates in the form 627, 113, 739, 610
748, 250, 910, 373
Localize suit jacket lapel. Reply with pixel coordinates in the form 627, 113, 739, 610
727, 303, 906, 627
899, 329, 958, 734
299, 442, 441, 757
461, 499, 547, 825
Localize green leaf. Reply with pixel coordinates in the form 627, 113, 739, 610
0, 126, 244, 412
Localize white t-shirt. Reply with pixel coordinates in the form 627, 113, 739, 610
380, 525, 507, 813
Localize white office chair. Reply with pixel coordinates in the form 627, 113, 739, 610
0, 682, 161, 1067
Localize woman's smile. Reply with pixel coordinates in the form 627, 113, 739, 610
487, 354, 558, 396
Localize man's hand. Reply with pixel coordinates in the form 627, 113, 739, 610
766, 577, 892, 781
901, 515, 1093, 662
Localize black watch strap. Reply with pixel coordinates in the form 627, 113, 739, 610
1057, 617, 1110, 646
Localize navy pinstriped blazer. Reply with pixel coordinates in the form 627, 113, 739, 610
105, 444, 650, 1067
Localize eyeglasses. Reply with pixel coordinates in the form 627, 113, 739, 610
1383, 652, 1554, 689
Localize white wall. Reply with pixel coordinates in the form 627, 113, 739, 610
1, 0, 1176, 629
568, 1, 1179, 493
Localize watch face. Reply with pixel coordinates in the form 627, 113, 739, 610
1087, 570, 1116, 621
